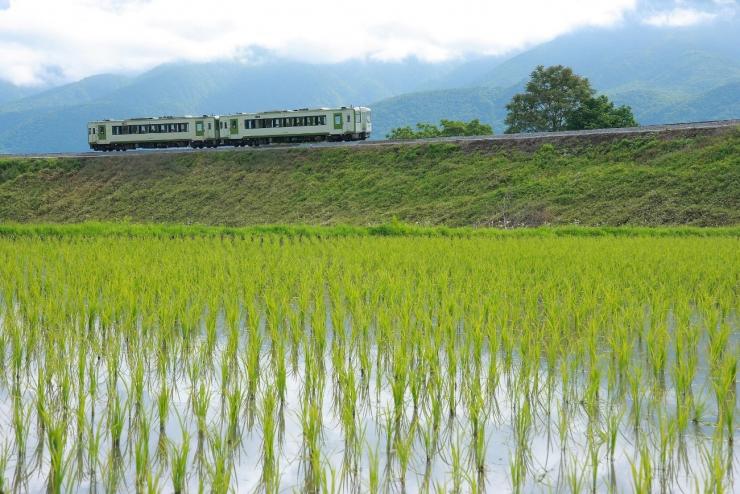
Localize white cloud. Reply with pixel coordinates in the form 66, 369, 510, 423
0, 0, 638, 86
644, 6, 717, 25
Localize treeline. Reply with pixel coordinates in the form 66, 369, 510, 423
387, 119, 493, 140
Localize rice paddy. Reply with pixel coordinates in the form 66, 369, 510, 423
0, 228, 737, 493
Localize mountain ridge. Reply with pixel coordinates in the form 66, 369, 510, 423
0, 22, 738, 151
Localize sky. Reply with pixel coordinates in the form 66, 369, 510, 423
0, 0, 736, 86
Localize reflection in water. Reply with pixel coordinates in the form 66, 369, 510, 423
0, 328, 736, 493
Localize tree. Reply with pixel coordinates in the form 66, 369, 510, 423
387, 119, 493, 139
504, 65, 636, 133
566, 94, 637, 130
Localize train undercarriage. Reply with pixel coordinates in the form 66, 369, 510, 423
91, 133, 369, 152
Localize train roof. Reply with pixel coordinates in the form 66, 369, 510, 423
88, 106, 370, 124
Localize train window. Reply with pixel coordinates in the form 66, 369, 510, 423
347, 114, 351, 123
208, 123, 212, 130
320, 116, 326, 125
334, 115, 342, 126
358, 113, 362, 122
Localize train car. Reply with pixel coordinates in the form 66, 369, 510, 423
88, 115, 220, 151
218, 106, 372, 146
88, 106, 371, 151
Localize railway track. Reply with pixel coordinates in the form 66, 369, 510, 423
3, 119, 739, 159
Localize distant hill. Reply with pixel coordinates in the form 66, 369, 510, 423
0, 21, 739, 151
0, 59, 459, 153
371, 23, 740, 136
0, 80, 40, 106
0, 74, 133, 113
371, 87, 515, 140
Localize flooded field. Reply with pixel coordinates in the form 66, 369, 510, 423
0, 231, 737, 493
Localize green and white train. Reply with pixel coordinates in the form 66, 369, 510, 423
88, 106, 371, 151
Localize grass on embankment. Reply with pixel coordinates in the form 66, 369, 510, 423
0, 222, 738, 239
0, 129, 738, 227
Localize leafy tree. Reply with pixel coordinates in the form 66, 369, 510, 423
505, 65, 636, 133
566, 94, 637, 130
387, 119, 493, 139
386, 126, 417, 140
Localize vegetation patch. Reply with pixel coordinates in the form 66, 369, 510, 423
0, 232, 736, 492
0, 130, 737, 227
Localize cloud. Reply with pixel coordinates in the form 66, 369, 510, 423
644, 6, 717, 25
0, 0, 638, 86
639, 0, 738, 26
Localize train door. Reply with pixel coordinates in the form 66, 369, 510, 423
333, 113, 343, 130
214, 119, 221, 140
229, 118, 238, 137
98, 124, 106, 141
195, 120, 204, 137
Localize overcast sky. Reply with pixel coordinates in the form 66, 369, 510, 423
0, 0, 736, 86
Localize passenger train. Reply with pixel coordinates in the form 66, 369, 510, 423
88, 106, 371, 151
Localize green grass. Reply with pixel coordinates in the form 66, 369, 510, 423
0, 221, 738, 239
0, 129, 738, 227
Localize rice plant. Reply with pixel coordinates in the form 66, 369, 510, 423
0, 228, 735, 492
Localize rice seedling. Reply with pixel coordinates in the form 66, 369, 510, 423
170, 428, 191, 494
0, 229, 735, 492
45, 412, 69, 494
0, 441, 10, 493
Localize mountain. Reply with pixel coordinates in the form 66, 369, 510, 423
0, 59, 459, 153
0, 74, 133, 113
371, 22, 740, 136
371, 86, 516, 140
0, 80, 41, 106
1, 21, 739, 152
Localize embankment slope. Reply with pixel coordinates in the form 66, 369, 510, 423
1, 128, 738, 227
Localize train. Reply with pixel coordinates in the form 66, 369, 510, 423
88, 106, 371, 151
